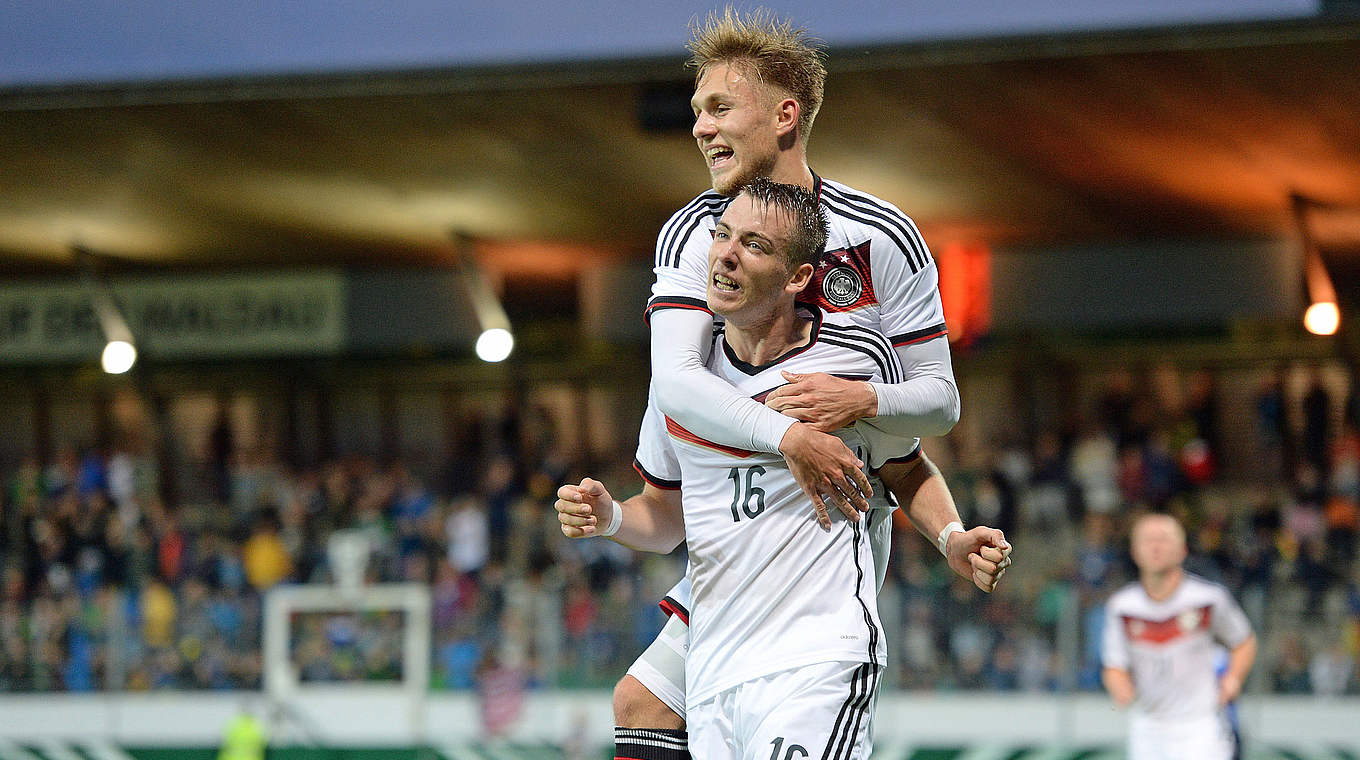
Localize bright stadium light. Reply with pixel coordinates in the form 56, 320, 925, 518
451, 232, 514, 363
1305, 301, 1340, 336
76, 245, 139, 374
101, 340, 138, 374
475, 327, 514, 363
1293, 194, 1342, 338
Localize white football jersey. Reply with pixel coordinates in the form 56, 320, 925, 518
635, 306, 902, 705
1101, 573, 1253, 719
648, 174, 948, 350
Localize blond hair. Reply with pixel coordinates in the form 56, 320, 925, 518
687, 7, 827, 141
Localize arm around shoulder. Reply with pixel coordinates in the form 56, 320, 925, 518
866, 337, 961, 438
649, 307, 795, 453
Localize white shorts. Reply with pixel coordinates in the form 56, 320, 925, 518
625, 612, 689, 720
688, 660, 880, 760
1129, 712, 1234, 760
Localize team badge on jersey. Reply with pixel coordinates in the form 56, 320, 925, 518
1177, 609, 1204, 633
822, 266, 863, 307
811, 241, 876, 312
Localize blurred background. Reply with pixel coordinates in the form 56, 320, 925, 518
2, 1, 1360, 758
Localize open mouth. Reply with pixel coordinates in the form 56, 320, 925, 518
712, 273, 739, 292
706, 146, 734, 168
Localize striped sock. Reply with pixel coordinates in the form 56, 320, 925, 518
614, 727, 690, 760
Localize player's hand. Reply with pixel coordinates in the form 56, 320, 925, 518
1110, 680, 1135, 708
1218, 673, 1243, 705
764, 371, 878, 433
555, 478, 615, 539
778, 422, 873, 530
945, 526, 1011, 593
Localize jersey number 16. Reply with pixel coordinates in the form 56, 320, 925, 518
727, 465, 767, 522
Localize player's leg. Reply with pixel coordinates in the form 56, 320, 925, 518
614, 674, 684, 729
614, 613, 689, 759
735, 660, 881, 760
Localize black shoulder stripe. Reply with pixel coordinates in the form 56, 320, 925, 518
821, 323, 898, 364
821, 195, 921, 275
657, 196, 726, 269
823, 187, 930, 272
888, 322, 948, 347
643, 295, 713, 326
823, 186, 931, 271
657, 192, 723, 266
819, 326, 901, 383
819, 337, 898, 385
817, 336, 895, 385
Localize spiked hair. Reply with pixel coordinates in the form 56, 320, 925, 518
739, 177, 827, 270
687, 7, 827, 141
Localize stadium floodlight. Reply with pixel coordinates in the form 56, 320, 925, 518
76, 245, 139, 374
1305, 301, 1340, 336
1292, 194, 1341, 337
100, 340, 138, 374
451, 232, 514, 363
475, 326, 514, 362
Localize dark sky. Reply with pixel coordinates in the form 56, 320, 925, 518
0, 0, 1318, 87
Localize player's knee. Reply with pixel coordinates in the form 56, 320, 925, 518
613, 675, 684, 730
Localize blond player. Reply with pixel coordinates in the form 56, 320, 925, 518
1102, 513, 1257, 760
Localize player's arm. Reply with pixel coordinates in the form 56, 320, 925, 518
877, 452, 1009, 592
764, 212, 959, 436
1100, 601, 1135, 707
1218, 632, 1257, 704
555, 478, 685, 554
1210, 589, 1258, 704
1102, 666, 1136, 708
650, 256, 872, 527
766, 338, 960, 438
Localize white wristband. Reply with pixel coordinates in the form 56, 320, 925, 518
936, 520, 964, 556
600, 500, 624, 537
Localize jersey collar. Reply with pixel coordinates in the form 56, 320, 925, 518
721, 303, 823, 376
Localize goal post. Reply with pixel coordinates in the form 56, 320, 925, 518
262, 530, 432, 745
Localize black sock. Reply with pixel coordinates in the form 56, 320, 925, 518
614, 727, 690, 760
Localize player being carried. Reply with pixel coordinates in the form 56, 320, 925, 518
558, 179, 1008, 759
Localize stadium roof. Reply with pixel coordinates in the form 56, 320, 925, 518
2, 17, 1358, 297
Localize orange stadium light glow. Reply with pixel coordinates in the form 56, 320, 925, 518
936, 241, 991, 348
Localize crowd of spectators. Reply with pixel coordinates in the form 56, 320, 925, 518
2, 363, 1359, 697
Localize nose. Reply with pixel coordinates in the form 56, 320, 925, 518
693, 110, 716, 141
715, 238, 738, 268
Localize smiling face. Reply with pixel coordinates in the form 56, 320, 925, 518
706, 193, 810, 324
691, 62, 784, 196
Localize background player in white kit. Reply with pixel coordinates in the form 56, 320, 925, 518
558, 179, 1008, 759
1101, 513, 1257, 760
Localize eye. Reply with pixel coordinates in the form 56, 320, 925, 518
747, 240, 764, 252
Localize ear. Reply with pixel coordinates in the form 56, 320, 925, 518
774, 97, 800, 139
786, 262, 815, 294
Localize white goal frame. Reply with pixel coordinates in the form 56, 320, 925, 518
262, 532, 431, 745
